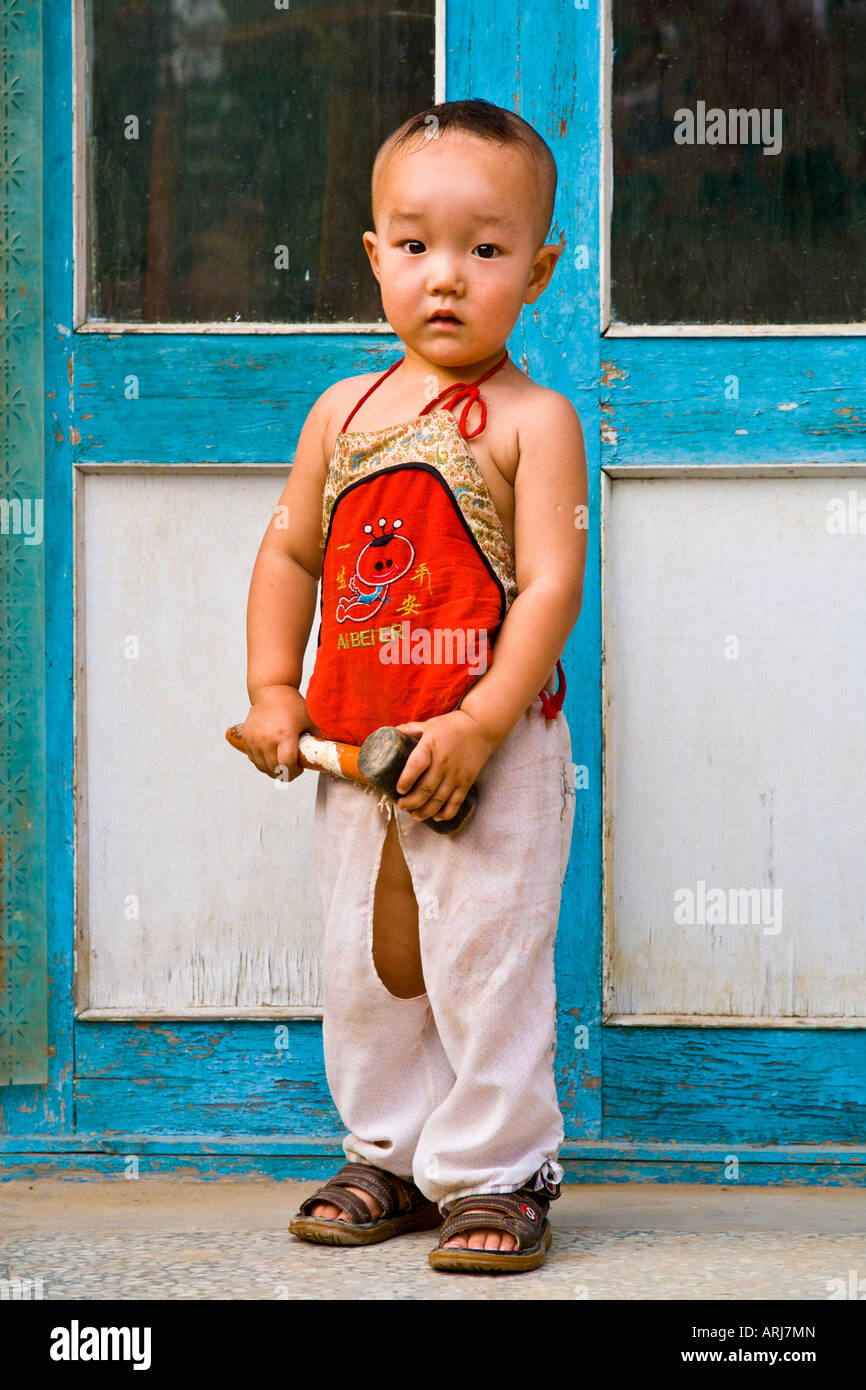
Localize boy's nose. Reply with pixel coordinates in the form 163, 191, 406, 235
425, 256, 464, 298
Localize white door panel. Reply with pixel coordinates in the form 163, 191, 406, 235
77, 469, 323, 1015
604, 472, 866, 1022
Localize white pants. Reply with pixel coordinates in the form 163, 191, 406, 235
314, 696, 576, 1210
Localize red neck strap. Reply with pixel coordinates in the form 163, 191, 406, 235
340, 357, 404, 435
340, 350, 509, 439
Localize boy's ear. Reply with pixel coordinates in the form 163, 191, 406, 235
362, 230, 380, 281
524, 240, 564, 305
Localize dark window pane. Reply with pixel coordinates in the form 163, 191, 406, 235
86, 0, 435, 323
611, 1, 866, 325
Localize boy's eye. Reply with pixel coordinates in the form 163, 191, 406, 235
400, 240, 426, 255
473, 244, 499, 259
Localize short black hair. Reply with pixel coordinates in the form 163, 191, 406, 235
372, 97, 558, 245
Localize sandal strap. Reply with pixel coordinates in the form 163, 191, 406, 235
437, 1191, 548, 1251
298, 1162, 417, 1223
337, 1162, 415, 1216
299, 1182, 372, 1225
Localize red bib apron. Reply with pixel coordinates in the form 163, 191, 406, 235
304, 353, 565, 746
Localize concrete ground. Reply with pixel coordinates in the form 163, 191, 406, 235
2, 1179, 865, 1301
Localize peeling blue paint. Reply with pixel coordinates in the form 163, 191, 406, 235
601, 339, 866, 466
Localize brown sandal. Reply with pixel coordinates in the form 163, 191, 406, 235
428, 1182, 558, 1273
289, 1162, 442, 1246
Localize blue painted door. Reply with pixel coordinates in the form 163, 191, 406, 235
8, 0, 607, 1173
593, 0, 866, 1176
3, 1, 865, 1184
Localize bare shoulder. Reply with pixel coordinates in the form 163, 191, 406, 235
513, 379, 585, 442
312, 370, 388, 458
282, 374, 367, 481
315, 369, 384, 416
510, 381, 586, 488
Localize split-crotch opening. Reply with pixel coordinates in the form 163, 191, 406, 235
371, 810, 428, 1000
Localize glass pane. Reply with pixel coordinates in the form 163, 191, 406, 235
85, 0, 435, 324
611, 1, 866, 325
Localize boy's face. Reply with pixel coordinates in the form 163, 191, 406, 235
363, 132, 561, 368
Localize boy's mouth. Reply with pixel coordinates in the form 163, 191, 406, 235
429, 309, 462, 328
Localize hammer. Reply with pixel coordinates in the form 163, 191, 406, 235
224, 723, 477, 834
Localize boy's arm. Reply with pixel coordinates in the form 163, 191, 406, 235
458, 393, 588, 743
395, 394, 587, 821
242, 390, 332, 775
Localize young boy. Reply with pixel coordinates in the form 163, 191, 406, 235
242, 98, 587, 1273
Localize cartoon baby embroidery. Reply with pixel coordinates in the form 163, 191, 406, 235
335, 515, 416, 624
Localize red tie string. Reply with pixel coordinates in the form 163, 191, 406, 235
538, 659, 566, 719
419, 350, 509, 439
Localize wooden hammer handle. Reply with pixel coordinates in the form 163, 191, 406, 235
225, 724, 370, 785
225, 722, 476, 834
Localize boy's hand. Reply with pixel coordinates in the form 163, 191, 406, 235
241, 685, 319, 782
393, 709, 498, 822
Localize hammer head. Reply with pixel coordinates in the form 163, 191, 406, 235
357, 726, 477, 835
